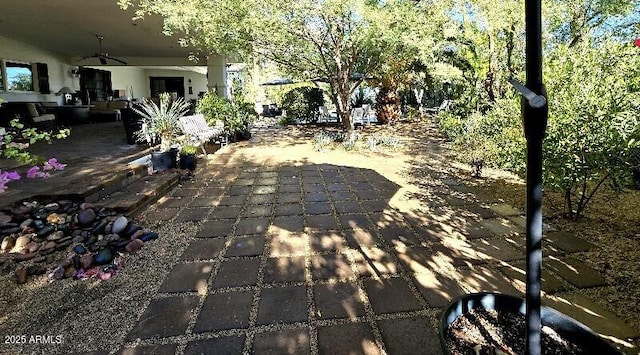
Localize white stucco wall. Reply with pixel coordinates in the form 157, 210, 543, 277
0, 35, 78, 104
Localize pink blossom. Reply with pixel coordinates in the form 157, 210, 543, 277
5, 171, 20, 180
44, 158, 66, 171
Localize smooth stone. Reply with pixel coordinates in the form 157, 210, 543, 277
80, 203, 94, 210
58, 235, 72, 244
77, 209, 96, 227
55, 240, 72, 251
125, 239, 144, 253
12, 206, 30, 215
2, 227, 20, 235
15, 268, 28, 284
33, 219, 45, 230
0, 214, 12, 224
73, 245, 87, 254
46, 213, 64, 224
36, 225, 55, 238
116, 240, 130, 251
87, 244, 101, 253
139, 232, 158, 242
111, 216, 128, 234
25, 242, 40, 253
14, 235, 31, 249
80, 254, 93, 269
57, 222, 70, 233
72, 235, 84, 243
49, 265, 64, 281
93, 248, 113, 265
94, 240, 108, 249
91, 220, 108, 234
86, 235, 98, 246
44, 203, 60, 211
20, 219, 33, 229
32, 256, 47, 264
72, 255, 81, 270
122, 223, 141, 238
72, 229, 82, 237
14, 252, 36, 262
33, 211, 49, 220
47, 231, 65, 241
1, 236, 15, 251
130, 229, 145, 240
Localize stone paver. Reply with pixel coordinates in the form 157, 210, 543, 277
213, 258, 261, 288
193, 290, 253, 332
225, 235, 265, 257
184, 336, 246, 355
377, 317, 441, 355
545, 257, 606, 288
545, 231, 596, 253
253, 329, 311, 354
314, 281, 366, 319
120, 125, 635, 354
317, 323, 381, 355
126, 296, 199, 340
197, 219, 234, 238
158, 262, 213, 293
264, 256, 306, 283
180, 238, 226, 261
256, 286, 308, 325
364, 278, 423, 314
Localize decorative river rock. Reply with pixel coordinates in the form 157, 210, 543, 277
0, 199, 160, 284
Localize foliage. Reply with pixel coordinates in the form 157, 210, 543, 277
196, 91, 233, 126
543, 40, 640, 219
196, 91, 255, 139
312, 131, 335, 152
180, 144, 197, 155
365, 133, 403, 152
133, 93, 191, 151
9, 73, 33, 91
0, 113, 70, 193
281, 86, 324, 124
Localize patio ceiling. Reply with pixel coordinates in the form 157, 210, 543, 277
0, 0, 196, 59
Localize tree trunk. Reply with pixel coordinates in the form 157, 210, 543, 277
376, 84, 401, 125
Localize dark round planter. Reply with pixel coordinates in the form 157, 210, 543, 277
150, 150, 176, 172
121, 109, 144, 145
440, 292, 620, 354
179, 154, 197, 171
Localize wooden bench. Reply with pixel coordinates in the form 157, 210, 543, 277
179, 114, 226, 154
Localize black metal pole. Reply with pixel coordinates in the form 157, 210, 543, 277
523, 0, 548, 354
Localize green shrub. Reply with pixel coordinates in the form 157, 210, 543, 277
366, 133, 403, 152
281, 86, 324, 122
196, 92, 232, 126
312, 131, 334, 152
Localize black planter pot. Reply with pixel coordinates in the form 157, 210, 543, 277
179, 154, 197, 171
121, 109, 144, 145
235, 130, 251, 141
150, 150, 177, 172
440, 292, 620, 354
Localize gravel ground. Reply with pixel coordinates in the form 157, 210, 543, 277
0, 216, 198, 354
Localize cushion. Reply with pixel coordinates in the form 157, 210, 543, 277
26, 103, 39, 118
93, 101, 108, 111
108, 101, 128, 110
31, 113, 55, 123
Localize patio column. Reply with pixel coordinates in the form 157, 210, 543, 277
206, 56, 228, 98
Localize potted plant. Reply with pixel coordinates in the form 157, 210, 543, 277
133, 93, 190, 172
179, 144, 198, 171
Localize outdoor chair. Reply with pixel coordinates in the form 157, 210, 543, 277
178, 114, 226, 155
350, 107, 365, 129
425, 99, 452, 114
317, 106, 331, 124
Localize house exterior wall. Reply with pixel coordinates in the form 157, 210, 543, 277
85, 66, 149, 100
142, 68, 208, 102
0, 35, 78, 104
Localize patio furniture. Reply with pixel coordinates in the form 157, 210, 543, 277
0, 101, 58, 130
178, 114, 226, 154
350, 107, 365, 129
425, 99, 452, 114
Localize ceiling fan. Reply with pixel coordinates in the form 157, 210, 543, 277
78, 35, 127, 65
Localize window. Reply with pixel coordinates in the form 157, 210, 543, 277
6, 61, 33, 91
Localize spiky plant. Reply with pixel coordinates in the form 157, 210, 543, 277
133, 93, 191, 151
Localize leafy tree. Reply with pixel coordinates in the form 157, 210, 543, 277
9, 73, 33, 91
543, 40, 640, 219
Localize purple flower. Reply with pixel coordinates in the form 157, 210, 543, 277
6, 171, 20, 180
27, 166, 41, 178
